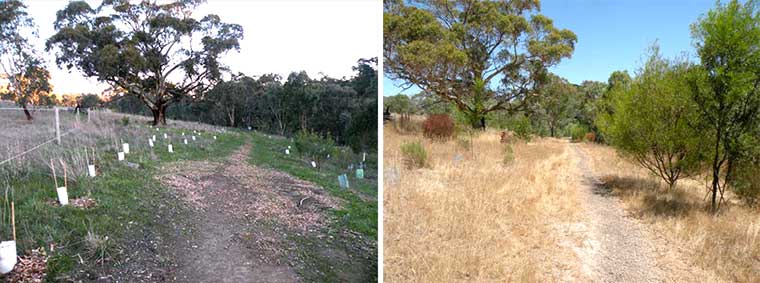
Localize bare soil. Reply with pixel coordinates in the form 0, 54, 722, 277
78, 142, 375, 282
556, 143, 723, 282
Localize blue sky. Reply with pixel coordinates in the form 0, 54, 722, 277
383, 0, 717, 96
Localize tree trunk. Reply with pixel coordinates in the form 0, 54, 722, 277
151, 103, 168, 126
22, 103, 33, 121
710, 129, 722, 212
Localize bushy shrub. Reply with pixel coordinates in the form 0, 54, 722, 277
294, 129, 335, 168
400, 141, 427, 169
422, 114, 455, 140
569, 124, 588, 142
584, 132, 596, 142
511, 115, 532, 141
733, 160, 760, 207
502, 144, 515, 165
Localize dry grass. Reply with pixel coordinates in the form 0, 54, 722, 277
383, 125, 585, 282
579, 143, 760, 282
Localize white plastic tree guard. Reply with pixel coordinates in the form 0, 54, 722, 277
164, 133, 168, 139
183, 139, 188, 144
311, 161, 317, 168
152, 135, 156, 141
285, 149, 290, 155
122, 143, 130, 154
168, 144, 174, 153
149, 139, 154, 147
57, 186, 69, 205
118, 152, 125, 161
88, 164, 96, 177
213, 136, 217, 140
0, 241, 16, 274
192, 135, 196, 141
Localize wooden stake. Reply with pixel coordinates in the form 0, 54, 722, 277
59, 158, 68, 188
11, 202, 15, 241
50, 159, 58, 188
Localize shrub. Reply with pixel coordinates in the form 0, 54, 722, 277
569, 124, 588, 142
511, 115, 532, 141
584, 132, 596, 142
733, 160, 760, 207
400, 141, 427, 169
422, 114, 455, 140
120, 116, 130, 126
294, 129, 335, 168
502, 144, 515, 165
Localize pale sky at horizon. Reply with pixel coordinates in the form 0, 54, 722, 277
19, 0, 380, 94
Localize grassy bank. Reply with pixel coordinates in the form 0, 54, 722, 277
0, 115, 245, 281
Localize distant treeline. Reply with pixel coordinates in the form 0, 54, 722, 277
110, 58, 378, 152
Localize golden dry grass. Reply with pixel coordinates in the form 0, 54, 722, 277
383, 125, 586, 282
578, 143, 760, 282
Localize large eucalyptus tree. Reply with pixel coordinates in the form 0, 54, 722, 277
384, 0, 576, 129
47, 0, 243, 125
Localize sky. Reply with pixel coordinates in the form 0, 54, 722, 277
18, 0, 380, 94
383, 0, 718, 96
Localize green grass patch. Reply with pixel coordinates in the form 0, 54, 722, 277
0, 128, 245, 281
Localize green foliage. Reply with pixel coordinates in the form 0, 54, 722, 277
569, 123, 589, 142
294, 129, 335, 168
732, 159, 760, 207
384, 0, 576, 129
533, 74, 580, 137
690, 0, 760, 210
511, 115, 533, 141
47, 0, 244, 125
400, 141, 427, 169
598, 46, 706, 190
120, 116, 130, 126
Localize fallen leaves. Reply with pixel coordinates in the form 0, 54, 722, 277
5, 248, 47, 283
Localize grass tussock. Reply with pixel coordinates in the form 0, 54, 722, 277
579, 143, 760, 283
384, 125, 583, 282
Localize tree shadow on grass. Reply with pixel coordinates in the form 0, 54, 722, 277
597, 175, 705, 218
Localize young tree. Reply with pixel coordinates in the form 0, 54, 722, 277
0, 0, 47, 120
47, 0, 243, 125
599, 47, 706, 191
534, 74, 578, 137
690, 0, 760, 211
384, 0, 576, 129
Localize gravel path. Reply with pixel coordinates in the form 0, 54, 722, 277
569, 144, 664, 283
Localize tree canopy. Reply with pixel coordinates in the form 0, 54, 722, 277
384, 0, 576, 129
46, 0, 243, 125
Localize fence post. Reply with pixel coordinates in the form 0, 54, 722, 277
55, 107, 61, 145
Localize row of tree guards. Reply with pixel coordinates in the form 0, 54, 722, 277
0, 126, 219, 274
281, 144, 367, 189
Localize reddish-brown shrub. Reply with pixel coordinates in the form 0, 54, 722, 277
422, 114, 455, 140
584, 132, 596, 142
